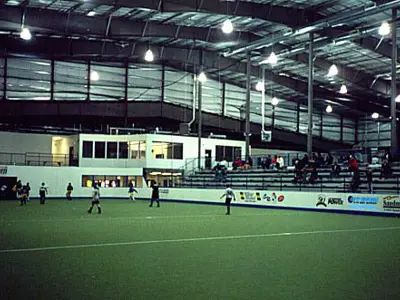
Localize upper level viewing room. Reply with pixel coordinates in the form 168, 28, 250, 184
0, 130, 245, 171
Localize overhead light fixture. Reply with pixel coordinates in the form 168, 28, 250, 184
255, 81, 264, 92
221, 19, 234, 34
371, 112, 379, 119
268, 52, 278, 65
378, 21, 391, 36
198, 71, 207, 83
90, 71, 100, 81
327, 64, 338, 77
20, 27, 32, 40
87, 11, 96, 17
271, 97, 279, 106
395, 95, 400, 102
326, 105, 333, 113
339, 84, 347, 94
53, 136, 62, 141
144, 49, 154, 62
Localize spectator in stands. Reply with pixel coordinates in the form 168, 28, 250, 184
270, 155, 278, 170
331, 162, 341, 178
366, 168, 373, 193
242, 160, 250, 170
316, 153, 324, 168
325, 153, 334, 167
348, 154, 358, 173
232, 157, 243, 170
293, 159, 305, 184
384, 151, 392, 164
261, 157, 269, 170
308, 167, 319, 184
302, 154, 309, 167
219, 158, 228, 169
350, 171, 361, 193
277, 156, 285, 170
214, 163, 227, 182
380, 158, 392, 179
247, 156, 253, 168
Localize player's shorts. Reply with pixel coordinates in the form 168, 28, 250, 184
92, 198, 100, 205
225, 198, 232, 205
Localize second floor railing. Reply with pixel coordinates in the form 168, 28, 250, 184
0, 152, 72, 167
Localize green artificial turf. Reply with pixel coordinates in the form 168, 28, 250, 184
0, 199, 399, 300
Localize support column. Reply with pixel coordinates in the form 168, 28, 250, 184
261, 67, 265, 131
86, 61, 91, 101
391, 8, 398, 156
197, 52, 203, 170
221, 82, 226, 116
124, 60, 128, 126
296, 103, 300, 133
50, 59, 55, 101
3, 57, 7, 100
245, 55, 251, 159
197, 79, 203, 169
307, 33, 314, 157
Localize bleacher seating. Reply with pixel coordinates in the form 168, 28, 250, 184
180, 165, 400, 194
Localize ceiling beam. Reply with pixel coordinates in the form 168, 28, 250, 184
0, 34, 389, 116
0, 6, 259, 45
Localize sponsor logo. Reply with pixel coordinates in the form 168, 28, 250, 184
159, 188, 169, 194
317, 194, 343, 207
262, 192, 284, 202
0, 167, 7, 175
239, 192, 258, 202
348, 196, 378, 205
382, 195, 400, 212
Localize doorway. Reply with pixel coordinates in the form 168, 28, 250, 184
205, 149, 212, 169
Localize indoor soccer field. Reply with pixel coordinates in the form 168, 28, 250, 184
0, 199, 399, 300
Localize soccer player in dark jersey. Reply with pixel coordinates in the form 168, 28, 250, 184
20, 184, 29, 206
128, 185, 138, 201
220, 185, 236, 215
88, 184, 101, 214
149, 180, 160, 207
66, 183, 73, 200
39, 182, 48, 205
26, 182, 31, 202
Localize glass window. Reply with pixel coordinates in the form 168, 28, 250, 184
107, 142, 118, 159
82, 175, 94, 187
82, 141, 93, 158
128, 64, 162, 101
54, 61, 87, 101
119, 142, 128, 159
7, 58, 51, 100
129, 141, 146, 159
152, 142, 183, 159
95, 142, 106, 158
90, 62, 125, 101
164, 68, 193, 107
216, 146, 241, 162
94, 175, 105, 187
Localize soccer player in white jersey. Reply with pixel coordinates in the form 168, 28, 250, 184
220, 185, 236, 215
87, 184, 101, 214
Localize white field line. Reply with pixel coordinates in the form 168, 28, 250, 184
0, 212, 298, 224
1, 226, 400, 254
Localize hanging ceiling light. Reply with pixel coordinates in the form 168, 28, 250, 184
371, 112, 379, 119
20, 27, 32, 40
271, 97, 279, 106
378, 21, 391, 36
268, 52, 278, 65
339, 84, 347, 94
326, 105, 333, 113
221, 19, 234, 34
255, 81, 264, 92
327, 64, 338, 77
90, 71, 100, 81
198, 72, 207, 83
87, 11, 96, 17
395, 95, 400, 102
144, 49, 154, 62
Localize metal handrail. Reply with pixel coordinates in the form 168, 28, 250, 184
0, 151, 71, 167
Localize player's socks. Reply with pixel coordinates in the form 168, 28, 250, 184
98, 207, 102, 214
88, 207, 93, 214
